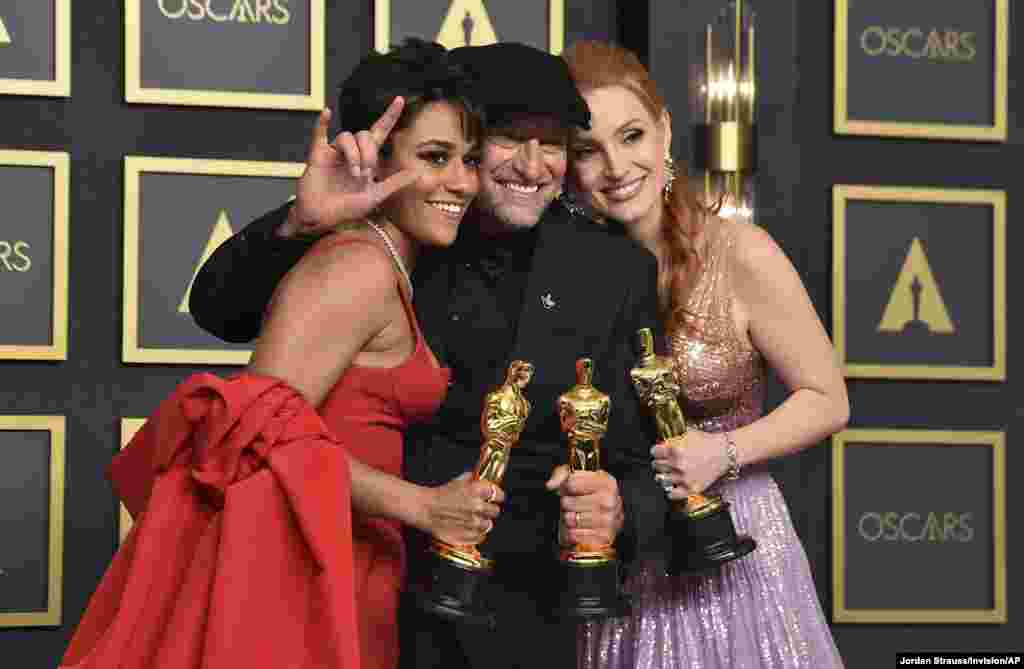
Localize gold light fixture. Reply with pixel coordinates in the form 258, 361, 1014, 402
694, 0, 756, 221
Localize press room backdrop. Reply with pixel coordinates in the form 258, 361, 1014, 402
0, 1, 1018, 666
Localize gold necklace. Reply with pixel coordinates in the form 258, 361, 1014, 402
366, 220, 413, 297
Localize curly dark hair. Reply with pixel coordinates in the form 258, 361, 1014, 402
336, 39, 484, 156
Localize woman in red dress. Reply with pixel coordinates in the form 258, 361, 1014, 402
62, 40, 498, 669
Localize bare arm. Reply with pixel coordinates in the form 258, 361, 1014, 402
249, 242, 500, 541
652, 222, 849, 499
729, 222, 850, 467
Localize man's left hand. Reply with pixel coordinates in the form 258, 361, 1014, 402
545, 466, 624, 548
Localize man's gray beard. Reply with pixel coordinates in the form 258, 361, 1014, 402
473, 188, 556, 232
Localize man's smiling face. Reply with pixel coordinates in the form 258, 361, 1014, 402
473, 114, 569, 230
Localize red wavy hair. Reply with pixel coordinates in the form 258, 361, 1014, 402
563, 40, 707, 334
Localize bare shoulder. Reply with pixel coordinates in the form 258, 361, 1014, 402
718, 218, 791, 282
286, 234, 395, 302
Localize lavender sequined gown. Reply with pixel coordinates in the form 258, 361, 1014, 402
580, 222, 844, 669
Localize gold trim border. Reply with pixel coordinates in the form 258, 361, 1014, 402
0, 150, 69, 360
124, 0, 325, 110
0, 0, 71, 97
374, 0, 565, 55
834, 0, 1008, 142
119, 418, 146, 544
0, 416, 65, 628
832, 429, 1006, 624
832, 185, 1006, 381
122, 155, 304, 365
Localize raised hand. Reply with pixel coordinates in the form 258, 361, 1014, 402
280, 97, 424, 237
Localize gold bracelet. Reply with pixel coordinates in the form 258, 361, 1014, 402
723, 431, 740, 480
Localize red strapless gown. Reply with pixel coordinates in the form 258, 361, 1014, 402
60, 236, 448, 669
313, 236, 451, 669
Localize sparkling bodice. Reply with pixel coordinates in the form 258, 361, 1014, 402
667, 220, 765, 434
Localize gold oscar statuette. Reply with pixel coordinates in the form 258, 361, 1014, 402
630, 327, 756, 573
557, 358, 615, 565
413, 360, 534, 625
431, 359, 534, 570
630, 328, 721, 518
554, 358, 627, 619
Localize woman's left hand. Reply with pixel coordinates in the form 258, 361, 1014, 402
650, 431, 730, 502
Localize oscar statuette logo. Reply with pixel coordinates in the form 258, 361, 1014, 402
857, 511, 974, 543
0, 241, 32, 273
436, 0, 497, 48
860, 25, 977, 63
0, 14, 11, 45
179, 210, 234, 314
878, 237, 954, 336
156, 0, 291, 25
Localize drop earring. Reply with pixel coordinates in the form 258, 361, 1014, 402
664, 147, 676, 201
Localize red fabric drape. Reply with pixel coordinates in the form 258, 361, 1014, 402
61, 373, 360, 669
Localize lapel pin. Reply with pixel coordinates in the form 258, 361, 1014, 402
541, 292, 556, 310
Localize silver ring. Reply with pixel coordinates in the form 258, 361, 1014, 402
482, 518, 494, 535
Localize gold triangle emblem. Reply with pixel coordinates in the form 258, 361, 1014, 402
877, 237, 955, 334
178, 210, 235, 313
0, 16, 12, 45
436, 0, 498, 48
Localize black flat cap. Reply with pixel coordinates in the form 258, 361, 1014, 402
450, 42, 590, 129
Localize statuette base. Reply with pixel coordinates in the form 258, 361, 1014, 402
666, 499, 756, 575
556, 557, 631, 621
409, 543, 496, 627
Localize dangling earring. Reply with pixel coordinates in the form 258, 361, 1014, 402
664, 147, 676, 202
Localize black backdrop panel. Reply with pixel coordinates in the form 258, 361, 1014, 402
845, 0, 997, 126
843, 441, 995, 611
139, 0, 311, 95
0, 3, 56, 81
0, 165, 55, 347
0, 430, 52, 615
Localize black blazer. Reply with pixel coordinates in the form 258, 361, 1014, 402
189, 200, 670, 563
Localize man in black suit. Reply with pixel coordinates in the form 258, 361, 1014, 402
189, 42, 665, 669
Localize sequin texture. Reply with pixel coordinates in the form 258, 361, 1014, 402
579, 221, 844, 668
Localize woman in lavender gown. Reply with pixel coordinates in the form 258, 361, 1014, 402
562, 41, 848, 668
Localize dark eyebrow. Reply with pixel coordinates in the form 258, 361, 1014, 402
416, 140, 457, 150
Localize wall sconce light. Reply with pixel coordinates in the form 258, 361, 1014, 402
694, 0, 756, 221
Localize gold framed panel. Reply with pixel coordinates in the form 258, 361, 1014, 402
0, 1, 71, 97
832, 185, 1006, 380
0, 149, 69, 360
0, 416, 65, 628
832, 429, 1006, 623
834, 0, 1008, 141
119, 418, 146, 544
375, 0, 565, 55
124, 0, 325, 110
123, 155, 304, 365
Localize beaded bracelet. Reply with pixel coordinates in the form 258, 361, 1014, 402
722, 431, 741, 480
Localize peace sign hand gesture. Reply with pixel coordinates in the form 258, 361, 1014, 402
281, 97, 423, 237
